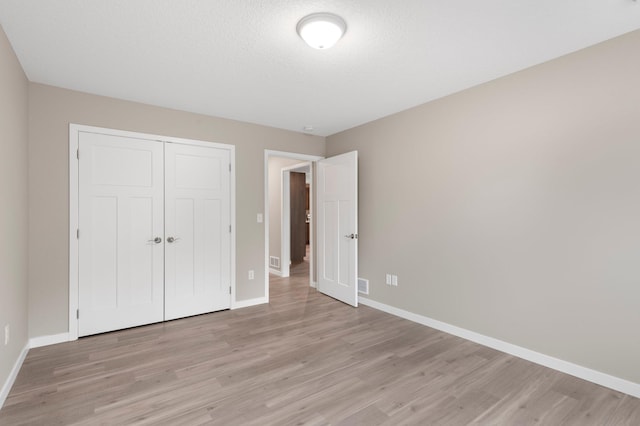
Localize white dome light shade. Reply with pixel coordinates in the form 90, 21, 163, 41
297, 13, 346, 49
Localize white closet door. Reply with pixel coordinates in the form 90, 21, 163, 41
78, 132, 164, 336
164, 143, 231, 320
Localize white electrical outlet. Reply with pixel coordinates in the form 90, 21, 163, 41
392, 275, 398, 286
257, 213, 263, 223
4, 324, 9, 346
248, 270, 255, 280
385, 274, 392, 285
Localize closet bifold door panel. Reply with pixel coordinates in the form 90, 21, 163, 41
77, 128, 232, 337
164, 143, 231, 320
78, 133, 165, 337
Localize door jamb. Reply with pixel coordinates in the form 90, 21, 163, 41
69, 124, 236, 341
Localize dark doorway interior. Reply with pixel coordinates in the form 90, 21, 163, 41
290, 171, 306, 263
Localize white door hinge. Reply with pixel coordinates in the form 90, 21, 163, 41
76, 309, 79, 319
77, 229, 80, 239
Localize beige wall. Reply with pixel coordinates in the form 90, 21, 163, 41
268, 156, 305, 272
28, 83, 325, 338
327, 30, 640, 384
0, 24, 29, 394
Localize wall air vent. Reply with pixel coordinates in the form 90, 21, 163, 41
358, 278, 369, 295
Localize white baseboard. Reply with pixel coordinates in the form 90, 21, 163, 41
29, 332, 70, 349
0, 342, 29, 410
232, 297, 268, 309
359, 297, 640, 399
269, 268, 283, 277
310, 280, 317, 288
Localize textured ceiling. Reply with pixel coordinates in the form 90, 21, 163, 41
1, 1, 639, 136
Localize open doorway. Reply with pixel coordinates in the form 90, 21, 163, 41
264, 150, 323, 302
281, 162, 311, 279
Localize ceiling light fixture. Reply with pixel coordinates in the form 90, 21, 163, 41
296, 13, 346, 49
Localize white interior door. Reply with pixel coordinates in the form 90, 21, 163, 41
164, 143, 231, 320
317, 151, 358, 307
78, 132, 164, 336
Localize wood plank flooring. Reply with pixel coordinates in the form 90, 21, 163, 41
2, 258, 639, 425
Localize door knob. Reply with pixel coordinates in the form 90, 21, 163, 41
167, 236, 181, 243
147, 237, 162, 244
344, 233, 358, 239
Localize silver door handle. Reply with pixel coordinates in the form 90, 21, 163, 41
148, 237, 162, 244
167, 236, 181, 243
344, 233, 358, 239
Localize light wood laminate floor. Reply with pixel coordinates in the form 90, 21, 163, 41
2, 259, 639, 425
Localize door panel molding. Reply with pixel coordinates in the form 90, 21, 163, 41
69, 124, 235, 340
